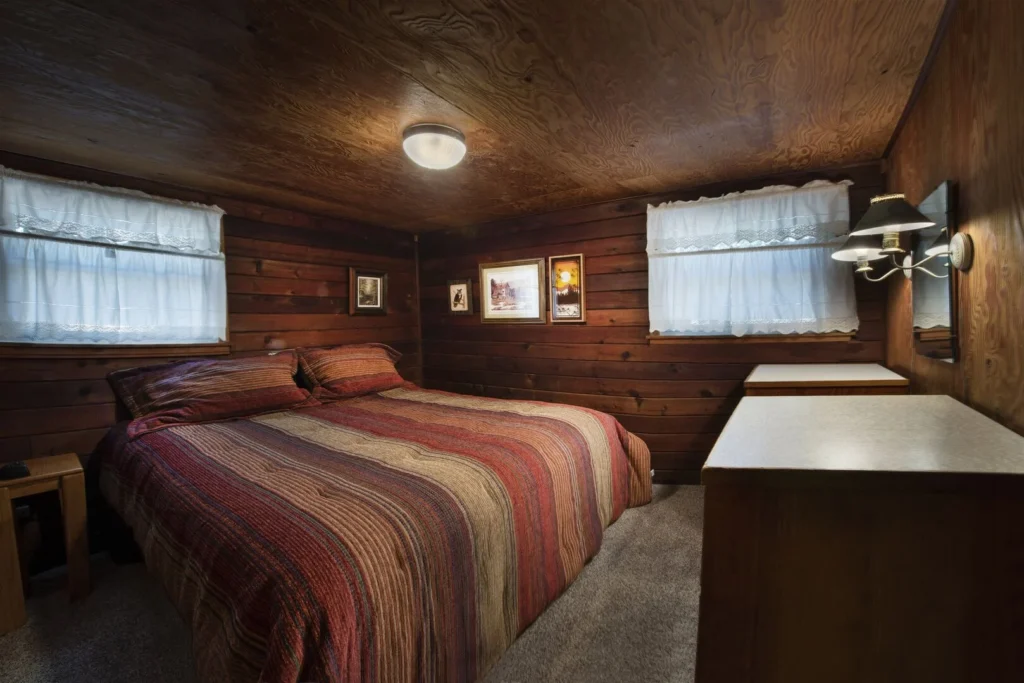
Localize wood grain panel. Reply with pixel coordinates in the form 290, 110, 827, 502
0, 486, 25, 634
0, 0, 944, 230
422, 354, 753, 380
885, 0, 1024, 435
424, 369, 743, 398
698, 481, 1024, 683
0, 157, 421, 464
421, 165, 887, 481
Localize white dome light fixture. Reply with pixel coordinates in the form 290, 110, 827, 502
402, 124, 466, 170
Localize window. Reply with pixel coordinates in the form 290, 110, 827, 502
646, 180, 859, 337
0, 166, 227, 345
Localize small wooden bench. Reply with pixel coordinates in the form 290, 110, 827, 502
1, 453, 90, 635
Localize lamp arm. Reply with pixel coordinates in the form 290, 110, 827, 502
917, 266, 946, 278
889, 252, 945, 270
861, 267, 905, 283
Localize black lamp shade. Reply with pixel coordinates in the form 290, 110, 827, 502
849, 194, 935, 236
831, 233, 886, 262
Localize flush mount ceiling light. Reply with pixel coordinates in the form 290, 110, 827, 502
402, 124, 466, 170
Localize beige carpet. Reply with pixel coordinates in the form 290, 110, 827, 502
0, 485, 703, 683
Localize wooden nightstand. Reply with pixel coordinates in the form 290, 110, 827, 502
1, 453, 90, 635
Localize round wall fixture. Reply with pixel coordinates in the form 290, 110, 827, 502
402, 124, 466, 170
949, 232, 974, 271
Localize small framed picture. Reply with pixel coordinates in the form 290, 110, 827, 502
349, 268, 388, 315
549, 254, 585, 323
447, 279, 474, 315
479, 258, 546, 323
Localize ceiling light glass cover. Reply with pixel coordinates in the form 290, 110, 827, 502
402, 124, 466, 170
849, 193, 935, 236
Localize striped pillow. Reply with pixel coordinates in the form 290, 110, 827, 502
109, 351, 318, 438
299, 344, 406, 400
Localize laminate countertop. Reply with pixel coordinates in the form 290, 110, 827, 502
697, 394, 1024, 683
704, 394, 1024, 487
743, 363, 909, 389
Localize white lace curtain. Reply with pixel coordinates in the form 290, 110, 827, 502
0, 166, 227, 344
647, 180, 860, 336
913, 268, 952, 330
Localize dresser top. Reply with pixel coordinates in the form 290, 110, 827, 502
705, 395, 1024, 486
744, 363, 909, 388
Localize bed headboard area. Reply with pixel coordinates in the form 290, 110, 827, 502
0, 153, 422, 465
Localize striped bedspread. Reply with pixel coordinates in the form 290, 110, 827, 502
98, 385, 652, 683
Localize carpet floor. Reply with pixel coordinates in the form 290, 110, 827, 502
0, 485, 703, 683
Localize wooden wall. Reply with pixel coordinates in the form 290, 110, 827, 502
0, 153, 420, 465
420, 164, 887, 483
885, 0, 1024, 434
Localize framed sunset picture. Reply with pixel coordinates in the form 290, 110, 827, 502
548, 254, 585, 323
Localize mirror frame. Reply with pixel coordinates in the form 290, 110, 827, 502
912, 180, 959, 362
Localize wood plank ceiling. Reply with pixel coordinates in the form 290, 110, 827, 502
0, 0, 946, 231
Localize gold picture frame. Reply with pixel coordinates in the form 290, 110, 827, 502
548, 253, 586, 323
479, 258, 546, 323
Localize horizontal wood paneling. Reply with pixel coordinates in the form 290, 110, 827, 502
0, 156, 420, 464
421, 165, 887, 482
885, 0, 1024, 436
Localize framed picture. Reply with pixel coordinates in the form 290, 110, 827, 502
549, 254, 586, 323
447, 279, 474, 315
479, 258, 546, 323
349, 268, 388, 315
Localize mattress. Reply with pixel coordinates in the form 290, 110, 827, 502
98, 384, 652, 682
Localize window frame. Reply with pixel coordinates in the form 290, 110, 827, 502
0, 341, 232, 359
645, 181, 860, 340
0, 168, 229, 352
646, 332, 855, 345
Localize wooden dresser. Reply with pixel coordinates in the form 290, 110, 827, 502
696, 395, 1024, 683
744, 363, 909, 396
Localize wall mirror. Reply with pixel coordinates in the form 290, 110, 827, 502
911, 181, 957, 361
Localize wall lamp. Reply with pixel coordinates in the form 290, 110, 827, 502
831, 193, 973, 281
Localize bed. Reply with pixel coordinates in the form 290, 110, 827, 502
97, 376, 652, 683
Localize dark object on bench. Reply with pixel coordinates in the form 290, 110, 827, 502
0, 461, 30, 481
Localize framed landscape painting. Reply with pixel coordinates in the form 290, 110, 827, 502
349, 268, 388, 315
549, 253, 586, 323
447, 279, 474, 315
479, 258, 546, 323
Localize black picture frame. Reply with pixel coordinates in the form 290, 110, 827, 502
447, 278, 474, 315
349, 267, 388, 315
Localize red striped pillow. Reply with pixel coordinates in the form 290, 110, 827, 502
109, 351, 318, 438
298, 344, 406, 400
